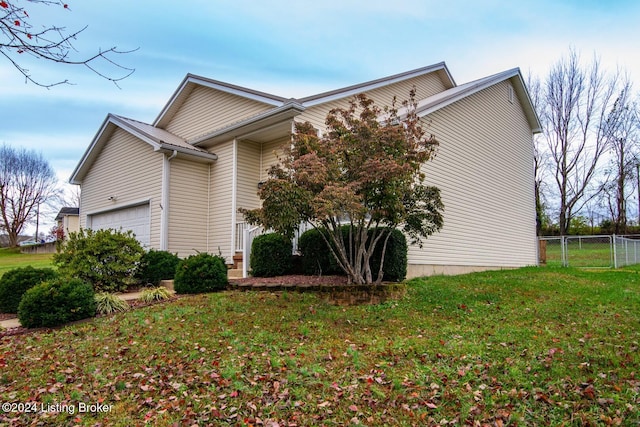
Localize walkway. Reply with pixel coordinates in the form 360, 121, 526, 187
0, 290, 147, 330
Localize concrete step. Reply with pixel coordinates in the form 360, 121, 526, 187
228, 268, 244, 279
232, 254, 243, 270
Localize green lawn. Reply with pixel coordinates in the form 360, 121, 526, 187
0, 247, 54, 277
543, 238, 614, 268
1, 266, 639, 425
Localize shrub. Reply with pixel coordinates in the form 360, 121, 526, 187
298, 226, 407, 281
94, 292, 129, 315
250, 233, 292, 277
53, 228, 145, 293
139, 286, 172, 303
136, 250, 180, 286
18, 278, 96, 328
297, 228, 342, 275
174, 253, 228, 294
369, 228, 407, 282
0, 266, 58, 313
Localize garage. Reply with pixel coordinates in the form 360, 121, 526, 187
88, 203, 150, 247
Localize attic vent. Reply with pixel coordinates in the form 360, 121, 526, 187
508, 86, 514, 104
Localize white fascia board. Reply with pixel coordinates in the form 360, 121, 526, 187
300, 63, 452, 108
69, 115, 119, 185
110, 115, 162, 150
187, 75, 286, 106
390, 68, 542, 134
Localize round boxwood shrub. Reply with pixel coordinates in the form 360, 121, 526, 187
18, 278, 96, 328
174, 253, 228, 294
53, 228, 145, 293
250, 233, 292, 277
298, 228, 342, 275
298, 226, 407, 281
136, 250, 180, 286
369, 228, 407, 282
0, 266, 58, 313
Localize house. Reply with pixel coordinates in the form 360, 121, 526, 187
55, 207, 80, 239
70, 62, 541, 278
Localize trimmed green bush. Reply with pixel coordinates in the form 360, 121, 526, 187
18, 278, 96, 328
136, 250, 180, 286
53, 228, 145, 293
370, 228, 407, 282
250, 233, 292, 277
0, 266, 58, 313
95, 292, 129, 315
174, 253, 228, 294
297, 228, 342, 275
298, 226, 407, 281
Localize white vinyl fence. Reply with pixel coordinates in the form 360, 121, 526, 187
539, 235, 640, 268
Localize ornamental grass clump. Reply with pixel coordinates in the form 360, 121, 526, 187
139, 286, 172, 303
94, 292, 129, 315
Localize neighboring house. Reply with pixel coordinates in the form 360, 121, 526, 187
70, 62, 541, 278
55, 207, 80, 239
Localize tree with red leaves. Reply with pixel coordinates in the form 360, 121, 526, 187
241, 90, 444, 284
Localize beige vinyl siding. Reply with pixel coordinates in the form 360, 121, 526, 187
63, 215, 79, 236
167, 158, 209, 256
408, 80, 537, 270
299, 73, 448, 128
164, 86, 274, 140
236, 141, 261, 215
208, 140, 234, 259
260, 137, 289, 177
79, 128, 163, 248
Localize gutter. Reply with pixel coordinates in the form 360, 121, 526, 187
154, 142, 218, 161
190, 101, 305, 147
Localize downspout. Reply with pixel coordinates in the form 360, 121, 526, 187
160, 150, 177, 250
207, 163, 211, 252
230, 139, 238, 256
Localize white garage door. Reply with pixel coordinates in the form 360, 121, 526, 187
89, 204, 150, 247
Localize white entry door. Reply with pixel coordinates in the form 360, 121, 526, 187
89, 204, 150, 247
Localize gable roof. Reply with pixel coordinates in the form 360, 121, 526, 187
299, 62, 456, 107
154, 74, 290, 129
70, 114, 218, 185
400, 68, 542, 133
70, 63, 541, 185
153, 63, 456, 129
55, 207, 79, 221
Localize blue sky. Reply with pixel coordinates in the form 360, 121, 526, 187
2, 0, 640, 230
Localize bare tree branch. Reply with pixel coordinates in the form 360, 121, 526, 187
0, 143, 60, 247
0, 0, 135, 87
540, 48, 624, 234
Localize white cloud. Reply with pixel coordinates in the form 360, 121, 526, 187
2, 0, 639, 203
